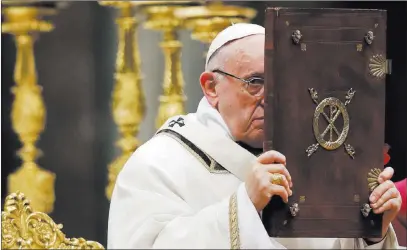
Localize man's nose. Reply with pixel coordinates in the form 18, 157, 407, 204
261, 96, 265, 106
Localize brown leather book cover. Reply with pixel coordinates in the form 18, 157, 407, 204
263, 7, 389, 238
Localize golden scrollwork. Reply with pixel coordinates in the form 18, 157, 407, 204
367, 168, 382, 192
99, 2, 146, 200
141, 2, 190, 129
1, 192, 104, 249
2, 5, 57, 214
307, 88, 356, 158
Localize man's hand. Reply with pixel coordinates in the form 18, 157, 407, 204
245, 150, 293, 212
368, 167, 402, 241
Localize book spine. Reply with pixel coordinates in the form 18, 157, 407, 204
263, 8, 278, 152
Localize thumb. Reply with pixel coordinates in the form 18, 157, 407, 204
378, 167, 394, 183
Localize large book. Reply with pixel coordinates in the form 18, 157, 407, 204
262, 7, 390, 238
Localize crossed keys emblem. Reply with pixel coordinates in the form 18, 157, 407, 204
306, 88, 356, 159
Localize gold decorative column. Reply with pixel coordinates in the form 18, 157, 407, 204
99, 2, 146, 200
1, 3, 58, 214
141, 2, 192, 129
175, 1, 257, 46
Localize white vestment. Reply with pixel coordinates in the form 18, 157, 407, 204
108, 97, 400, 249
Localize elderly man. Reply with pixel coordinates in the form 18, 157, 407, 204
107, 23, 402, 249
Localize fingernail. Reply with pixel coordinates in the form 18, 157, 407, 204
378, 177, 383, 183
289, 190, 293, 196
370, 195, 377, 203
290, 182, 293, 188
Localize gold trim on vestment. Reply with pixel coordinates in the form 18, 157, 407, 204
229, 193, 240, 249
157, 132, 229, 174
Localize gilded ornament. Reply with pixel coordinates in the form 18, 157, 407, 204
306, 88, 356, 158
344, 143, 356, 159
98, 2, 146, 200
174, 1, 257, 44
306, 143, 319, 157
313, 97, 349, 150
308, 88, 319, 104
344, 88, 356, 106
369, 54, 390, 79
2, 5, 57, 213
1, 192, 104, 249
367, 168, 382, 192
356, 44, 363, 52
141, 2, 190, 129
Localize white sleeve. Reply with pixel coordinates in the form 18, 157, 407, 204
236, 184, 286, 249
107, 154, 228, 249
339, 224, 400, 249
107, 146, 282, 249
154, 183, 280, 249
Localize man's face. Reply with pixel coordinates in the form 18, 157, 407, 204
201, 35, 265, 148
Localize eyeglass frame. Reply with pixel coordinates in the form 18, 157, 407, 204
211, 69, 265, 97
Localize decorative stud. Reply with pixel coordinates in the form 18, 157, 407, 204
361, 203, 372, 218
364, 31, 374, 45
290, 203, 300, 217
292, 30, 302, 44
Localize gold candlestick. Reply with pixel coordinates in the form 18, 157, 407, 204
1, 3, 58, 214
141, 2, 192, 129
175, 1, 257, 45
99, 1, 146, 200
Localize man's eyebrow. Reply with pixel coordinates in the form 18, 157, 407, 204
243, 71, 264, 78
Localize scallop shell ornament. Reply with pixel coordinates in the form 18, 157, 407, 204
368, 168, 382, 191
369, 55, 388, 79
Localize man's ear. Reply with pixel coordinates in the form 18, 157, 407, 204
199, 71, 218, 107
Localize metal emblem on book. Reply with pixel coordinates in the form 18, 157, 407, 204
369, 54, 391, 79
292, 30, 302, 44
306, 88, 356, 158
364, 31, 374, 45
367, 168, 382, 192
361, 203, 372, 218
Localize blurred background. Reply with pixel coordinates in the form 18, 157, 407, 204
1, 0, 406, 247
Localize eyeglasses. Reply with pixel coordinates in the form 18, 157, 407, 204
212, 69, 265, 97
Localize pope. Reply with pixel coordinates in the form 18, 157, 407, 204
107, 23, 403, 249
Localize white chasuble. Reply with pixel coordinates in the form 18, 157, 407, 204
107, 97, 400, 249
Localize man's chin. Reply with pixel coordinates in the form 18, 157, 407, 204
245, 132, 264, 149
